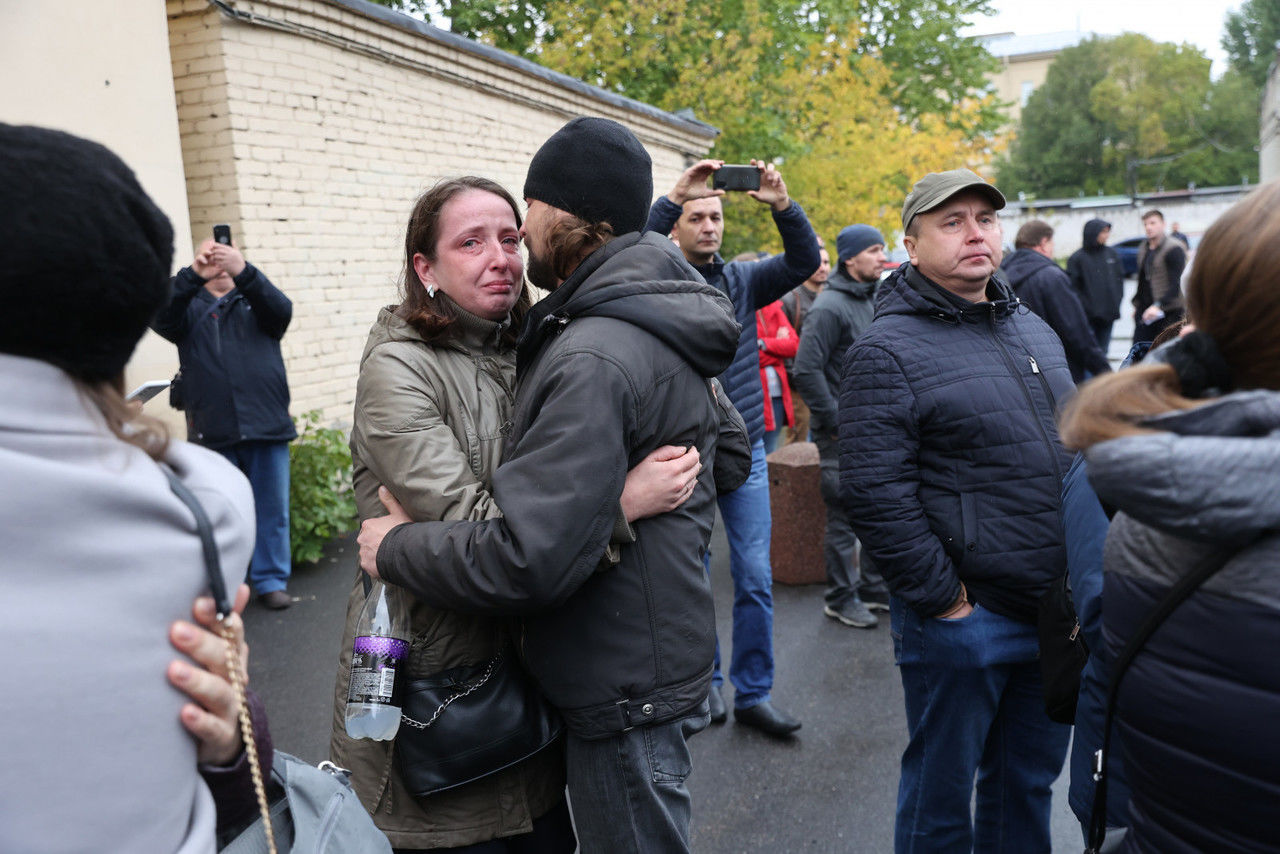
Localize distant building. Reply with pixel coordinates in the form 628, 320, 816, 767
977, 31, 1088, 125
1262, 51, 1280, 183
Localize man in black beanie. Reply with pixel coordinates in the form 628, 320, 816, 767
793, 224, 891, 629
358, 116, 744, 852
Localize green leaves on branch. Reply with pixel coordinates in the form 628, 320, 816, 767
289, 410, 357, 565
1222, 0, 1280, 90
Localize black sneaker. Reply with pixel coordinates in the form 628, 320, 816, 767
823, 599, 878, 628
861, 590, 890, 613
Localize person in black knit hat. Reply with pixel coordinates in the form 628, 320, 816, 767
0, 124, 173, 379
358, 116, 744, 852
0, 123, 276, 851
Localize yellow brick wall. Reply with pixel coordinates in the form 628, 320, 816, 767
167, 0, 715, 428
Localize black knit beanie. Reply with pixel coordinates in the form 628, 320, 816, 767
523, 117, 653, 236
0, 123, 174, 381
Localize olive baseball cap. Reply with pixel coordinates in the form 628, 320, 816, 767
901, 169, 1005, 231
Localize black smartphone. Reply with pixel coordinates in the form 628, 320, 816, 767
213, 223, 233, 245
712, 165, 761, 192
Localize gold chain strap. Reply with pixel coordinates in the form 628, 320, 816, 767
219, 614, 278, 854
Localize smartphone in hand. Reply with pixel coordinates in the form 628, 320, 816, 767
213, 224, 232, 245
712, 165, 761, 192
126, 380, 171, 404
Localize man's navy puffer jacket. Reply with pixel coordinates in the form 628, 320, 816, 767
646, 196, 820, 443
838, 266, 1074, 622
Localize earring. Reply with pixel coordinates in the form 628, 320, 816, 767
426, 283, 436, 298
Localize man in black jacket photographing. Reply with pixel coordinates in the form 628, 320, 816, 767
153, 235, 296, 609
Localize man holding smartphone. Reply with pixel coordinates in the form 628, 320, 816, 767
646, 159, 821, 737
152, 231, 297, 609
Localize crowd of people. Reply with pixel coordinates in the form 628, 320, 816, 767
3, 111, 1278, 854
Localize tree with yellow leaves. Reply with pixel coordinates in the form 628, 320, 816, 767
539, 6, 997, 253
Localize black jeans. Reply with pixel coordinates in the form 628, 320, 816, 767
565, 712, 710, 852
817, 436, 886, 607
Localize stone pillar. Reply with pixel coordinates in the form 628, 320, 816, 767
767, 441, 824, 585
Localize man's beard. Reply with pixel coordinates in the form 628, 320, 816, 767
526, 246, 559, 292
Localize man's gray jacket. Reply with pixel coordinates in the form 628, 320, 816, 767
791, 265, 877, 440
377, 232, 742, 738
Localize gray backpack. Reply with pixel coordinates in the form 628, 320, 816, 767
220, 752, 391, 854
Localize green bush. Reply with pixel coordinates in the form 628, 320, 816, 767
289, 410, 357, 565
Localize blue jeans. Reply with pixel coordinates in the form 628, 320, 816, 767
761, 396, 787, 454
565, 713, 709, 853
891, 598, 1069, 854
218, 440, 291, 594
705, 438, 774, 709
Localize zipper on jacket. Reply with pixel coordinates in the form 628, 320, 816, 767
988, 314, 1062, 484
1028, 355, 1059, 418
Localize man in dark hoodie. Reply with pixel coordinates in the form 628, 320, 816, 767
792, 224, 890, 628
839, 170, 1074, 853
1001, 220, 1112, 382
1066, 218, 1126, 351
356, 117, 742, 852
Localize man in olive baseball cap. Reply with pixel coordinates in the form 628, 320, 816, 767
837, 166, 1074, 851
901, 168, 1006, 233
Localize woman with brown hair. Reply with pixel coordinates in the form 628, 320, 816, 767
329, 177, 700, 853
1059, 182, 1280, 853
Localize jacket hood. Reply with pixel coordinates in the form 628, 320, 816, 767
826, 265, 877, 301
1000, 247, 1058, 288
518, 232, 741, 379
1082, 218, 1110, 250
1085, 390, 1280, 542
876, 263, 1017, 324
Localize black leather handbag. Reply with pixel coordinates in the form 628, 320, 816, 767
394, 647, 563, 797
1036, 571, 1089, 724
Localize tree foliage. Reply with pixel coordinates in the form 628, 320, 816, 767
997, 34, 1260, 199
1222, 0, 1280, 89
365, 0, 1001, 251
375, 0, 1002, 138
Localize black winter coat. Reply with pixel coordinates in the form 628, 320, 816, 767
1001, 248, 1111, 383
151, 264, 296, 449
1087, 391, 1280, 854
838, 266, 1074, 622
645, 196, 820, 444
1066, 219, 1125, 323
791, 266, 876, 439
378, 233, 742, 738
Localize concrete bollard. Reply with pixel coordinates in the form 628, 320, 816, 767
767, 441, 825, 585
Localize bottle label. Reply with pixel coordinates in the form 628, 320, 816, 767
348, 636, 409, 706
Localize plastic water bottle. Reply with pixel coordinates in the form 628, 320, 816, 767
345, 580, 410, 740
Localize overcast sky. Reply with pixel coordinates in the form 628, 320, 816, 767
967, 0, 1242, 75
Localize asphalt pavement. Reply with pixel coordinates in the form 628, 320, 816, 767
245, 520, 1083, 852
